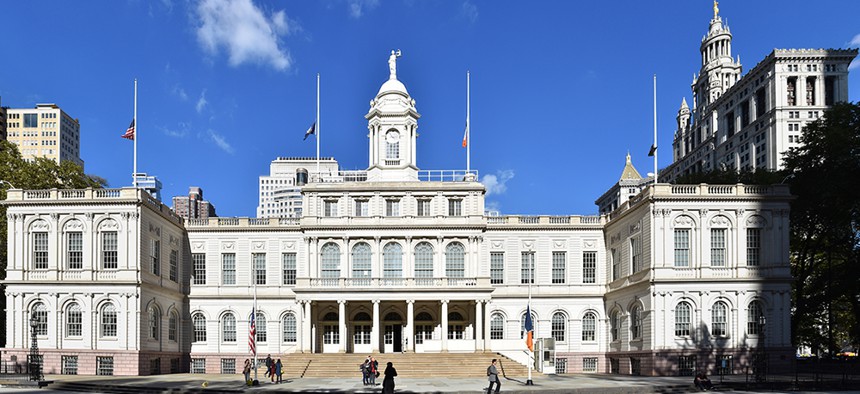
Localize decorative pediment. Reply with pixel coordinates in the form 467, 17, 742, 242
29, 219, 50, 231
746, 215, 767, 228
673, 214, 695, 227
98, 218, 120, 231
63, 219, 84, 231
709, 215, 731, 227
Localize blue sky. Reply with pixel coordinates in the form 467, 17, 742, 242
2, 0, 859, 217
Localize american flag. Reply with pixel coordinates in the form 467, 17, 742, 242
249, 308, 256, 355
121, 119, 135, 140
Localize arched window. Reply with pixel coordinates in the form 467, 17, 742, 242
222, 313, 236, 342
448, 311, 465, 340
384, 312, 402, 321
168, 311, 178, 341
521, 311, 536, 339
30, 302, 48, 336
747, 301, 763, 335
323, 312, 339, 321
385, 130, 400, 159
448, 312, 464, 321
192, 313, 207, 342
354, 312, 371, 321
610, 311, 619, 341
321, 243, 340, 278
712, 301, 728, 336
582, 312, 596, 342
445, 242, 465, 278
255, 313, 267, 343
66, 302, 82, 337
101, 303, 118, 337
631, 306, 642, 339
383, 243, 402, 278
552, 312, 567, 342
415, 312, 433, 321
283, 313, 297, 343
148, 305, 160, 340
414, 242, 434, 278
490, 313, 504, 340
675, 302, 692, 337
352, 243, 371, 278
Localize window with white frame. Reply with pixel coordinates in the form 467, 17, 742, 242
62, 355, 78, 375
490, 313, 504, 339
746, 228, 761, 266
282, 253, 297, 285
324, 200, 338, 217
33, 232, 49, 269
712, 301, 728, 336
221, 313, 236, 342
447, 312, 465, 339
151, 239, 160, 275
191, 358, 205, 374
675, 302, 692, 336
521, 251, 535, 284
168, 312, 178, 341
222, 253, 236, 285
31, 302, 48, 335
354, 199, 369, 217
674, 229, 690, 267
582, 251, 596, 283
169, 250, 178, 282
448, 198, 462, 216
192, 313, 206, 342
711, 228, 727, 267
348, 243, 370, 279
67, 232, 83, 270
747, 301, 763, 335
610, 311, 619, 341
385, 131, 400, 159
383, 242, 403, 278
283, 313, 297, 343
631, 306, 642, 339
583, 357, 598, 372
148, 306, 160, 340
385, 199, 400, 216
192, 253, 206, 285
417, 199, 431, 217
101, 303, 117, 337
253, 253, 266, 285
415, 242, 434, 279
551, 312, 566, 342
321, 243, 340, 278
66, 302, 82, 337
552, 251, 566, 284
611, 248, 620, 281
630, 237, 641, 273
255, 312, 267, 343
445, 242, 465, 278
490, 252, 504, 284
97, 356, 114, 376
582, 312, 596, 341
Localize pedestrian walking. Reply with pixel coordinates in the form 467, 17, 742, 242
370, 356, 379, 385
275, 359, 283, 383
264, 354, 272, 378
486, 359, 501, 394
242, 359, 251, 385
382, 361, 397, 394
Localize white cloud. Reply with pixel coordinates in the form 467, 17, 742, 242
207, 129, 234, 154
347, 0, 379, 19
485, 200, 501, 214
850, 33, 860, 46
172, 85, 188, 101
481, 170, 514, 196
194, 0, 295, 71
160, 122, 190, 138
851, 58, 859, 71
461, 1, 478, 23
850, 34, 860, 70
196, 90, 208, 113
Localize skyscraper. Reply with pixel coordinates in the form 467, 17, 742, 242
4, 103, 83, 167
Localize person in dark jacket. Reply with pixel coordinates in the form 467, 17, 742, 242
382, 361, 397, 394
486, 359, 501, 394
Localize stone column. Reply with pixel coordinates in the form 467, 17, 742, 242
406, 300, 414, 353
474, 300, 483, 351
338, 300, 347, 353
441, 300, 449, 352
484, 300, 492, 351
303, 301, 312, 353
372, 300, 380, 352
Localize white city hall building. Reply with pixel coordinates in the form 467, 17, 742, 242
2, 11, 805, 376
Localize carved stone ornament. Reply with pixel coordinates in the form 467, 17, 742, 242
29, 219, 50, 231
253, 241, 265, 250
98, 218, 120, 231
746, 215, 767, 228
85, 212, 94, 220
63, 219, 84, 231
610, 232, 621, 245
222, 241, 235, 250
192, 241, 204, 251
584, 240, 595, 248
283, 241, 296, 250
491, 241, 503, 249
50, 212, 60, 221
699, 209, 709, 218
522, 241, 534, 250
554, 240, 566, 248
629, 221, 641, 234
673, 215, 694, 227
709, 215, 730, 227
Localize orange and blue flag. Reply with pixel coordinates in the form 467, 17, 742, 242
524, 305, 534, 351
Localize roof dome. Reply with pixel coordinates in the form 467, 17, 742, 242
377, 78, 409, 97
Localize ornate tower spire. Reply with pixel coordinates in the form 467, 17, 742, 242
691, 1, 742, 114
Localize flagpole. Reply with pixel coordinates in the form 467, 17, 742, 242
253, 267, 258, 382
527, 255, 533, 386
653, 74, 658, 185
133, 79, 138, 188
316, 72, 320, 175
466, 70, 470, 174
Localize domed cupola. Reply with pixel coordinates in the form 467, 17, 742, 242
366, 50, 421, 182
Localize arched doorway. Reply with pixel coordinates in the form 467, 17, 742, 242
383, 312, 403, 353
352, 312, 372, 354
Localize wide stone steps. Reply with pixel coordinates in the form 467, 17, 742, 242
278, 352, 534, 378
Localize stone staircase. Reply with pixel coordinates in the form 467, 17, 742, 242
277, 352, 534, 378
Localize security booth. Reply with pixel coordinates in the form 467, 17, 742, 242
534, 338, 556, 374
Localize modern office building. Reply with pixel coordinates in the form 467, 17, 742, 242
662, 5, 857, 181
257, 157, 339, 218
172, 187, 217, 220
0, 97, 7, 141
133, 173, 163, 202
4, 103, 84, 168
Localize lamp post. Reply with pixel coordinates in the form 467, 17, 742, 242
29, 316, 43, 382
755, 315, 767, 383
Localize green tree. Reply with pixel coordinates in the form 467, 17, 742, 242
0, 140, 107, 346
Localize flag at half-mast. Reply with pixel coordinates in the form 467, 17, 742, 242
248, 308, 256, 355
462, 121, 468, 148
648, 144, 657, 157
524, 305, 534, 351
121, 120, 135, 140
304, 122, 316, 141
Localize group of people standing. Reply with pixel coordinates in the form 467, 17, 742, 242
359, 355, 398, 393
241, 355, 283, 385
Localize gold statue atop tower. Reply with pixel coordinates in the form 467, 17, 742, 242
713, 1, 719, 19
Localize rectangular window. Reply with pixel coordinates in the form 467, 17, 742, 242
725, 111, 735, 137
150, 358, 161, 375
630, 358, 641, 376
191, 358, 206, 374
630, 237, 641, 273
417, 199, 431, 217
33, 232, 49, 269
323, 325, 339, 344
552, 252, 566, 284
674, 229, 690, 267
490, 252, 504, 284
385, 199, 400, 216
23, 113, 38, 128
222, 253, 236, 285
740, 100, 750, 127
354, 199, 368, 217
521, 252, 535, 284
192, 253, 206, 285
151, 239, 160, 275
97, 357, 114, 376
169, 250, 178, 282
755, 88, 767, 117
324, 200, 338, 217
67, 308, 82, 337
170, 358, 180, 374
610, 358, 620, 374
583, 357, 598, 373
253, 253, 266, 285
611, 248, 620, 281
67, 232, 83, 270
555, 358, 568, 374
448, 199, 462, 216
678, 356, 697, 376
61, 355, 78, 375
282, 253, 297, 285
220, 359, 236, 374
716, 355, 733, 375
711, 229, 726, 267
447, 325, 464, 339
747, 228, 761, 266
582, 251, 596, 284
